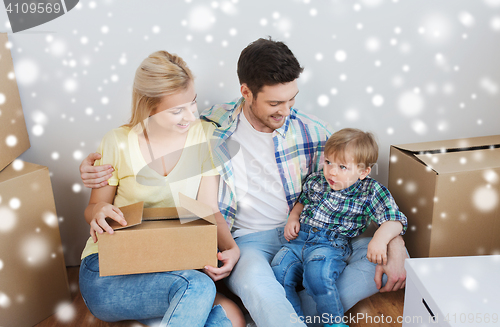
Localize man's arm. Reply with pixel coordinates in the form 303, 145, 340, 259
80, 153, 114, 188
374, 235, 407, 292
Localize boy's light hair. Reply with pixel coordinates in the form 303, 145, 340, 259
325, 128, 379, 169
124, 50, 194, 128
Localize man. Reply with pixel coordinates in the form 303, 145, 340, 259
80, 38, 407, 327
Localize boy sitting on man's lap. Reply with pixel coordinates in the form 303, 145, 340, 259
271, 128, 408, 327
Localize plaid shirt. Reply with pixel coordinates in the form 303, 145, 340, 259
201, 97, 333, 230
299, 171, 408, 237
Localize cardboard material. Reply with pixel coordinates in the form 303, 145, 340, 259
388, 135, 500, 258
0, 33, 30, 172
0, 161, 71, 326
98, 193, 218, 277
403, 256, 500, 326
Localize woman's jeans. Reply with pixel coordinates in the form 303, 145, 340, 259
272, 224, 352, 324
79, 253, 231, 327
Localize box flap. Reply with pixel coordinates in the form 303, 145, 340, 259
415, 147, 500, 174
109, 201, 144, 230
179, 193, 217, 225
394, 135, 500, 153
115, 194, 216, 229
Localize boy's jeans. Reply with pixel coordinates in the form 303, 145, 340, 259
226, 227, 384, 327
272, 224, 352, 324
79, 253, 231, 327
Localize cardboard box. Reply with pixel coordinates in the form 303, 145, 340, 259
0, 161, 70, 326
388, 135, 500, 258
403, 255, 500, 326
0, 33, 30, 172
98, 193, 218, 277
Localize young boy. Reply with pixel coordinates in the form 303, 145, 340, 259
271, 128, 408, 327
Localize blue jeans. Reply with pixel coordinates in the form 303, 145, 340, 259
272, 225, 352, 324
79, 253, 231, 327
226, 228, 385, 327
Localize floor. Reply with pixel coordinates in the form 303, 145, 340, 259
34, 266, 405, 327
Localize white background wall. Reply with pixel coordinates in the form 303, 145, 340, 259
1, 0, 499, 265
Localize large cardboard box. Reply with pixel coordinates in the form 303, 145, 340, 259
388, 135, 500, 258
402, 255, 500, 326
0, 33, 30, 172
0, 161, 70, 326
98, 193, 218, 277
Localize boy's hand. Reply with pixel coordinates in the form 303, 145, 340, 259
367, 238, 388, 265
284, 220, 300, 242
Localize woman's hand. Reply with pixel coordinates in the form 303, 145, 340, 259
89, 202, 127, 243
203, 246, 240, 282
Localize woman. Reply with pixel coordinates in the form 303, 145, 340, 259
79, 51, 244, 327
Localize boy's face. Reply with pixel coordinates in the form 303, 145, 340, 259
240, 80, 299, 133
323, 150, 371, 191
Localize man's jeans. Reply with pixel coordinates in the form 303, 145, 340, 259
79, 253, 231, 327
271, 224, 352, 324
226, 227, 385, 327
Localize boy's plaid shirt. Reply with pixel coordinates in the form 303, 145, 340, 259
299, 171, 408, 237
200, 97, 333, 230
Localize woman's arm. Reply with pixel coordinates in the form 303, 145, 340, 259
197, 175, 240, 281
84, 185, 127, 243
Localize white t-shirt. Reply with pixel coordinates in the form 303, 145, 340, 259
229, 110, 289, 238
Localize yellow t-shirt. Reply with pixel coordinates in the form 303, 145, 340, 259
81, 120, 218, 259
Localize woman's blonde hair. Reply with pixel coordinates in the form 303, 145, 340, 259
125, 50, 194, 127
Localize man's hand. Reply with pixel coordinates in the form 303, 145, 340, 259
80, 153, 114, 188
374, 235, 408, 292
204, 247, 240, 282
284, 220, 300, 242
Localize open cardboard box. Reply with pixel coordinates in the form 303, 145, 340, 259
388, 135, 500, 258
98, 193, 218, 277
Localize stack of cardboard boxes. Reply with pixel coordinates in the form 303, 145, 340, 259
0, 33, 70, 326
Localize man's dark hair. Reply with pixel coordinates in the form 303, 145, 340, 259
237, 37, 304, 97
